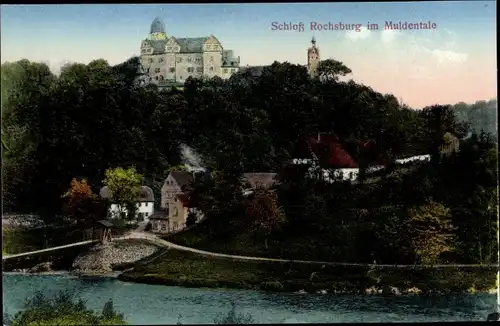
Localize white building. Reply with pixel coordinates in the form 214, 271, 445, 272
100, 186, 155, 222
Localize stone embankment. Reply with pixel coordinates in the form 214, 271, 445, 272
72, 240, 159, 274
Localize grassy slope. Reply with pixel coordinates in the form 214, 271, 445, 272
126, 164, 495, 294
123, 213, 495, 294
120, 249, 496, 294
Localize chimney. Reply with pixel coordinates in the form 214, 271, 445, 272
317, 132, 321, 142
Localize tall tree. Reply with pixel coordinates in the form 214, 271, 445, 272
103, 167, 143, 220
246, 187, 287, 249
317, 58, 352, 81
409, 201, 456, 265
62, 178, 106, 232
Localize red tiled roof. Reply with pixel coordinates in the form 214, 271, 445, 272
305, 135, 358, 168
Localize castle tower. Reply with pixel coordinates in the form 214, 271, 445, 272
148, 17, 168, 40
307, 37, 320, 78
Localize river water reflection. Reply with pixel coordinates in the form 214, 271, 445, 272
3, 274, 494, 324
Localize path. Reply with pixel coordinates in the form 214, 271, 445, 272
118, 228, 499, 269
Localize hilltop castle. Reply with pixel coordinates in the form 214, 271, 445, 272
138, 18, 320, 85
139, 17, 240, 86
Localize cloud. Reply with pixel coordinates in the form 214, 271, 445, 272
429, 49, 468, 64
405, 34, 468, 65
381, 29, 402, 44
345, 26, 370, 41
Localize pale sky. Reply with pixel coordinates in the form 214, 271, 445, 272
1, 2, 496, 109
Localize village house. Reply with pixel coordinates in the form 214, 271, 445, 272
99, 186, 155, 222
160, 171, 194, 210
149, 193, 204, 234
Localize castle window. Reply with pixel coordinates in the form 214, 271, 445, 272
149, 58, 153, 63
195, 57, 202, 64
155, 68, 160, 73
209, 56, 214, 63
167, 47, 172, 51
176, 57, 182, 63
187, 67, 194, 73
155, 76, 158, 80
187, 57, 192, 63
179, 76, 183, 80
223, 68, 228, 73
196, 67, 203, 73
169, 67, 175, 73
209, 67, 214, 72
159, 58, 164, 63
159, 75, 164, 81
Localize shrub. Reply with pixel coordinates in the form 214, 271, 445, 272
4, 290, 127, 325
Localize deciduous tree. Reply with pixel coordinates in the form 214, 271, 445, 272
62, 178, 106, 236
103, 167, 143, 220
246, 187, 286, 249
409, 201, 457, 265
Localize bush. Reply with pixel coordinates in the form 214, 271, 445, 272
4, 290, 127, 325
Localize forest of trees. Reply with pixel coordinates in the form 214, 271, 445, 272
1, 57, 497, 266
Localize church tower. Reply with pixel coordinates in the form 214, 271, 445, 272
307, 37, 320, 78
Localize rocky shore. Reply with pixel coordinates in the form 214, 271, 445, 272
10, 239, 160, 276
72, 240, 160, 274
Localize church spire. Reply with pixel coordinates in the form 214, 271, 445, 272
311, 36, 316, 46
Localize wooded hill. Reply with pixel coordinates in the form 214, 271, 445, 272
2, 57, 497, 266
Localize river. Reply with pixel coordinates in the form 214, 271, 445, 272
3, 274, 495, 324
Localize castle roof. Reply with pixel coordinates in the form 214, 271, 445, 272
143, 37, 213, 55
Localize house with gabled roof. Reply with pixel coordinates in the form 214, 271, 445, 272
100, 185, 155, 222
160, 171, 194, 210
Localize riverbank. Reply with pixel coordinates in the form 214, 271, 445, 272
72, 239, 160, 274
119, 249, 497, 295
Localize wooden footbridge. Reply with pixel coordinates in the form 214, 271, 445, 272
2, 240, 99, 261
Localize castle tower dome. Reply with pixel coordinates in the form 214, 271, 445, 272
150, 17, 166, 34
148, 17, 167, 40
